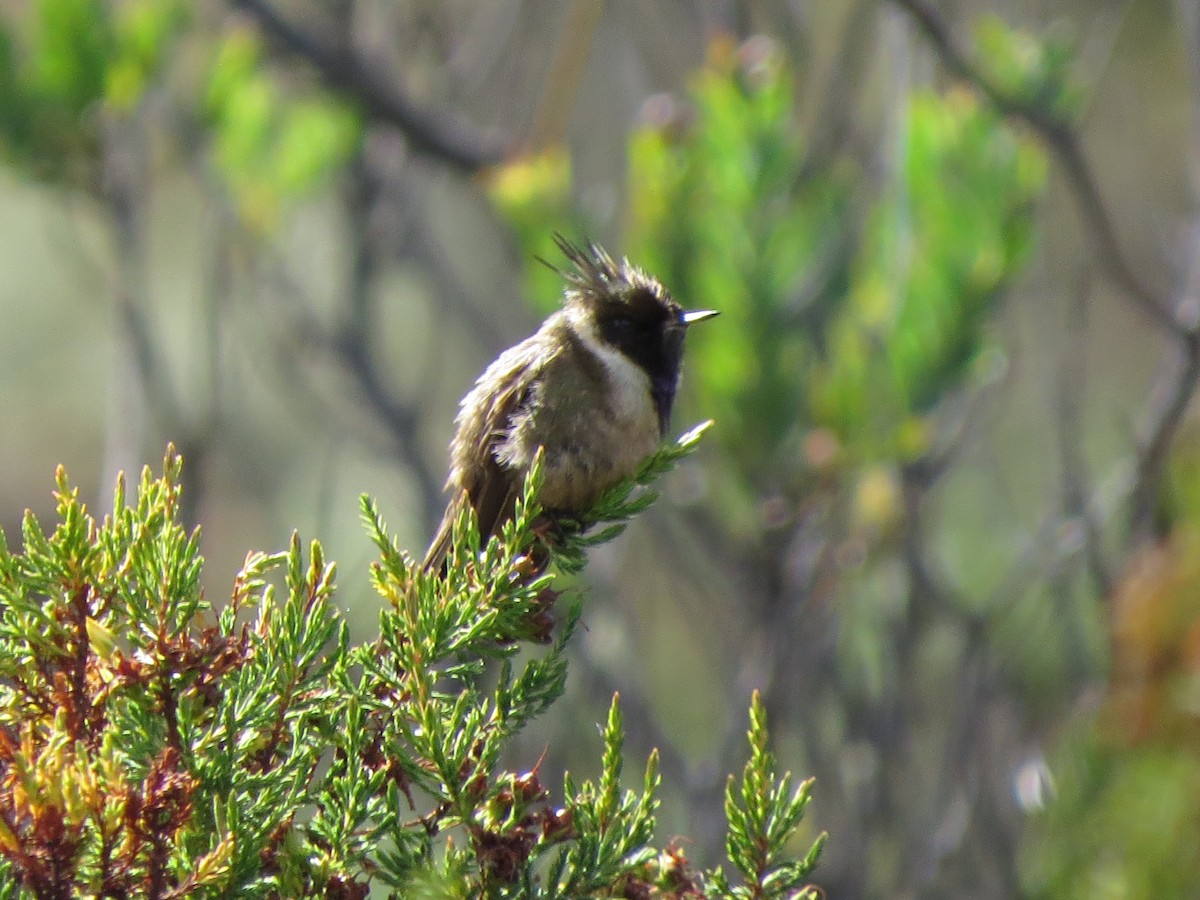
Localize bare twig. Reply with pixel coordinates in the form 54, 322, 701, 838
528, 0, 605, 152
340, 159, 445, 520
243, 160, 446, 525
985, 292, 1200, 604
1127, 225, 1200, 539
1057, 275, 1112, 594
232, 0, 511, 173
797, 0, 876, 176
102, 116, 181, 435
1175, 0, 1200, 194
1129, 327, 1200, 541
260, 269, 445, 527
102, 112, 218, 525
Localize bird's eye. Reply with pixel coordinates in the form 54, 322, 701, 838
607, 315, 635, 333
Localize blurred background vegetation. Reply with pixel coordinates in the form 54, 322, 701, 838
0, 0, 1198, 897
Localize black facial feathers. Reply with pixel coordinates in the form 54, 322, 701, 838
553, 237, 690, 433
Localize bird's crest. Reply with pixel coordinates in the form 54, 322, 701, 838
550, 234, 666, 307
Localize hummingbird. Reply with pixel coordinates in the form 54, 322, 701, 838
423, 237, 716, 571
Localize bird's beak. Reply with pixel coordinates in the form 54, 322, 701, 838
682, 309, 719, 326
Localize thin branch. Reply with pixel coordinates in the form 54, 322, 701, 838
232, 0, 511, 173
101, 111, 219, 525
260, 263, 445, 523
797, 0, 876, 176
888, 0, 1179, 334
243, 162, 445, 524
1128, 328, 1200, 540
985, 307, 1200, 609
528, 0, 605, 152
1127, 224, 1200, 539
103, 135, 182, 434
1056, 274, 1112, 594
337, 160, 445, 520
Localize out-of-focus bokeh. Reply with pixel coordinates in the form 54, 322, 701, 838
1, 1, 1198, 897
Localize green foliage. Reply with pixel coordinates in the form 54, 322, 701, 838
0, 0, 186, 181
29, 0, 109, 117
626, 39, 848, 478
810, 88, 1045, 458
546, 699, 661, 897
1022, 719, 1200, 900
1021, 528, 1200, 898
205, 24, 361, 231
0, 448, 343, 894
974, 15, 1084, 119
708, 692, 824, 899
106, 0, 187, 111
0, 1, 355, 220
0, 438, 823, 896
623, 41, 1046, 474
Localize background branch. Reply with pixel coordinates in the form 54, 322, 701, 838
232, 0, 512, 172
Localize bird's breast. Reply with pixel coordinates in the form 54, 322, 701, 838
503, 331, 661, 511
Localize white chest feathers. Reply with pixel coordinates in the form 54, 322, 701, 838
580, 331, 656, 425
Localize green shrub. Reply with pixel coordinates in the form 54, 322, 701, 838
0, 434, 822, 898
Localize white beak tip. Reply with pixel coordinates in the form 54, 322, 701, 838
682, 309, 719, 325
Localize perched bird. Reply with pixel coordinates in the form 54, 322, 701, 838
423, 237, 716, 571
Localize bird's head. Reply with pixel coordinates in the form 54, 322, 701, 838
553, 236, 717, 428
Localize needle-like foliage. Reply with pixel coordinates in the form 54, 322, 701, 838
0, 433, 822, 897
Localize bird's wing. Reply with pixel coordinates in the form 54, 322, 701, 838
420, 491, 472, 574
422, 340, 548, 572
